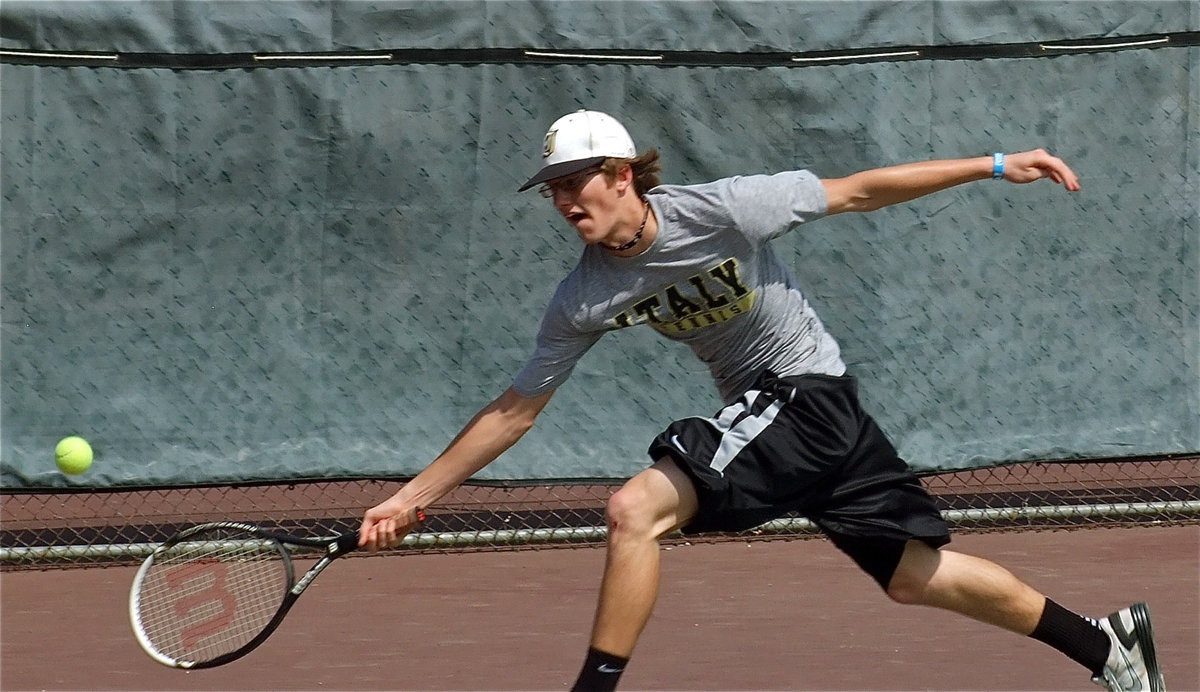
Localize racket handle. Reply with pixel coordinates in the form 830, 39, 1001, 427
334, 532, 361, 554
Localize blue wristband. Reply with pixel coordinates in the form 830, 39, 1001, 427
992, 152, 1005, 180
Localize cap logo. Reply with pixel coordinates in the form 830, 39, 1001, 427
542, 129, 557, 159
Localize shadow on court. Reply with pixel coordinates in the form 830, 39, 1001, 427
2, 525, 1196, 691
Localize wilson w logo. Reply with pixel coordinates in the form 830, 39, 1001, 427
166, 559, 238, 650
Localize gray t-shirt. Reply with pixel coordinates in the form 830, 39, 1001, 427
511, 170, 846, 403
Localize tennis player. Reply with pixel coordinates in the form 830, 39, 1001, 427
359, 110, 1164, 692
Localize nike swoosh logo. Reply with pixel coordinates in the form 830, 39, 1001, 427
671, 434, 687, 454
597, 664, 625, 674
1108, 613, 1140, 650
1105, 617, 1143, 691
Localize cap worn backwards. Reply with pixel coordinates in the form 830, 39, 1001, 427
517, 110, 636, 192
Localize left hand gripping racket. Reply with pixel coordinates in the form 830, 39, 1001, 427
128, 521, 362, 668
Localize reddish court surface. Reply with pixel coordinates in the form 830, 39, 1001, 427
2, 525, 1196, 692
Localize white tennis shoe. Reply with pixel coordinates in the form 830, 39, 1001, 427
1092, 603, 1165, 692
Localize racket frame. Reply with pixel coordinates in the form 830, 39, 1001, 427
129, 521, 358, 669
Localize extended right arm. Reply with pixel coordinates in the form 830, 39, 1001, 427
358, 386, 554, 550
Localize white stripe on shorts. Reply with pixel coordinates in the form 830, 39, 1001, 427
707, 390, 785, 475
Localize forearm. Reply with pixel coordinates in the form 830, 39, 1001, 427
391, 387, 549, 510
830, 156, 993, 213
360, 388, 553, 550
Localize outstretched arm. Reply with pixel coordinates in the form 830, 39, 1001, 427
822, 149, 1080, 216
358, 386, 554, 551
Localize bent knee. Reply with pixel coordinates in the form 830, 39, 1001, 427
885, 572, 928, 605
605, 485, 657, 536
605, 470, 690, 541
884, 552, 938, 605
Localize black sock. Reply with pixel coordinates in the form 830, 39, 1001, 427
571, 647, 629, 692
1029, 598, 1111, 676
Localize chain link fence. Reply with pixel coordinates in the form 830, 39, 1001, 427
3, 455, 1196, 570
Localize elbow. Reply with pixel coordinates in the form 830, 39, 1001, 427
492, 387, 551, 442
511, 412, 537, 439
494, 409, 538, 452
844, 194, 883, 213
823, 176, 882, 215
830, 193, 882, 215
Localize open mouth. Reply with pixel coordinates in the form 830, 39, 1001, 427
565, 211, 588, 224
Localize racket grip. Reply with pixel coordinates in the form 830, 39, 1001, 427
334, 532, 361, 554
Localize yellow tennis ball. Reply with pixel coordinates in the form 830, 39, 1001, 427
55, 436, 93, 475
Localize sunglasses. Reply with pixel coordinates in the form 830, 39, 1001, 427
538, 166, 603, 198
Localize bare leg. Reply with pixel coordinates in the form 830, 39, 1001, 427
886, 539, 1046, 634
588, 458, 700, 656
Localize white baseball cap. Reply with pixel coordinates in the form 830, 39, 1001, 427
517, 110, 637, 191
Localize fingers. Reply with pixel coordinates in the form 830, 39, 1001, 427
358, 504, 426, 552
1007, 149, 1081, 191
1043, 153, 1081, 191
360, 516, 396, 551
359, 515, 403, 552
357, 515, 384, 552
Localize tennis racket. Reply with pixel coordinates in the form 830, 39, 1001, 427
128, 521, 368, 668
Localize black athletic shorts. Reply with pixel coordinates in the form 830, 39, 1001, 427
648, 371, 950, 587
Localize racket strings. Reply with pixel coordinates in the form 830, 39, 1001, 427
133, 527, 291, 662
